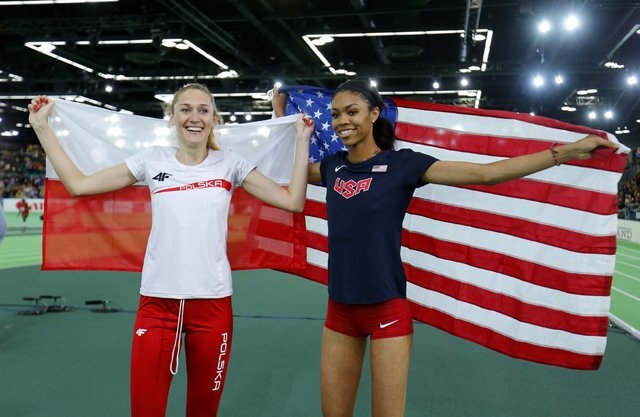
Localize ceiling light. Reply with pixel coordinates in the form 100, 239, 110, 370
460, 78, 469, 87
0, 0, 118, 5
331, 68, 357, 76
604, 110, 613, 119
26, 37, 233, 78
0, 70, 23, 82
561, 106, 576, 112
563, 15, 579, 31
310, 36, 334, 46
303, 29, 493, 77
604, 61, 625, 69
554, 75, 564, 84
532, 75, 544, 87
216, 70, 238, 79
588, 111, 597, 120
432, 81, 440, 89
538, 20, 552, 34
627, 75, 638, 86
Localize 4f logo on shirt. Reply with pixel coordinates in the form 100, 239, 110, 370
333, 177, 372, 199
152, 172, 172, 182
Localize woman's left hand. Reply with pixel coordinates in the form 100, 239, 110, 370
562, 134, 619, 161
295, 113, 315, 140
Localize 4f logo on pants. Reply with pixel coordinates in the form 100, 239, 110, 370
152, 172, 172, 181
333, 177, 372, 199
135, 328, 147, 336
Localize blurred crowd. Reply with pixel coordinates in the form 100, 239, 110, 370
0, 144, 46, 200
618, 146, 640, 221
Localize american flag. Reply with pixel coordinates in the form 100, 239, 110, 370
278, 85, 629, 370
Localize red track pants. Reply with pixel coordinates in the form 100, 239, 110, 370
130, 295, 233, 417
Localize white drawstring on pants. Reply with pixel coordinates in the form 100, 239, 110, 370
170, 299, 185, 375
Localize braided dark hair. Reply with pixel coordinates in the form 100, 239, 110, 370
334, 80, 397, 150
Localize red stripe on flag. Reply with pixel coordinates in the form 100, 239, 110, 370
395, 121, 626, 173
401, 229, 612, 296
408, 198, 616, 254
406, 265, 608, 336
459, 181, 617, 215
304, 199, 327, 219
410, 304, 604, 370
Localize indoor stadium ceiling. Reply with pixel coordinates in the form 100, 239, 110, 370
1, 0, 639, 144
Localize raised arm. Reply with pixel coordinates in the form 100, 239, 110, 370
423, 134, 618, 186
28, 96, 138, 196
271, 85, 322, 185
240, 114, 314, 212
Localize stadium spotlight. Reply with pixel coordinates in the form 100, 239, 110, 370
563, 15, 579, 31
538, 20, 552, 34
533, 75, 544, 88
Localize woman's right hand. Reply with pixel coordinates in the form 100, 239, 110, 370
28, 96, 54, 128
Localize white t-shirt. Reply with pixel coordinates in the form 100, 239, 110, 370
125, 146, 255, 299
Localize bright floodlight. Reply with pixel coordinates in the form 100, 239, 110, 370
533, 75, 544, 87
538, 20, 552, 33
564, 15, 579, 31
627, 75, 638, 86
588, 111, 597, 120
554, 75, 564, 84
604, 110, 613, 119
